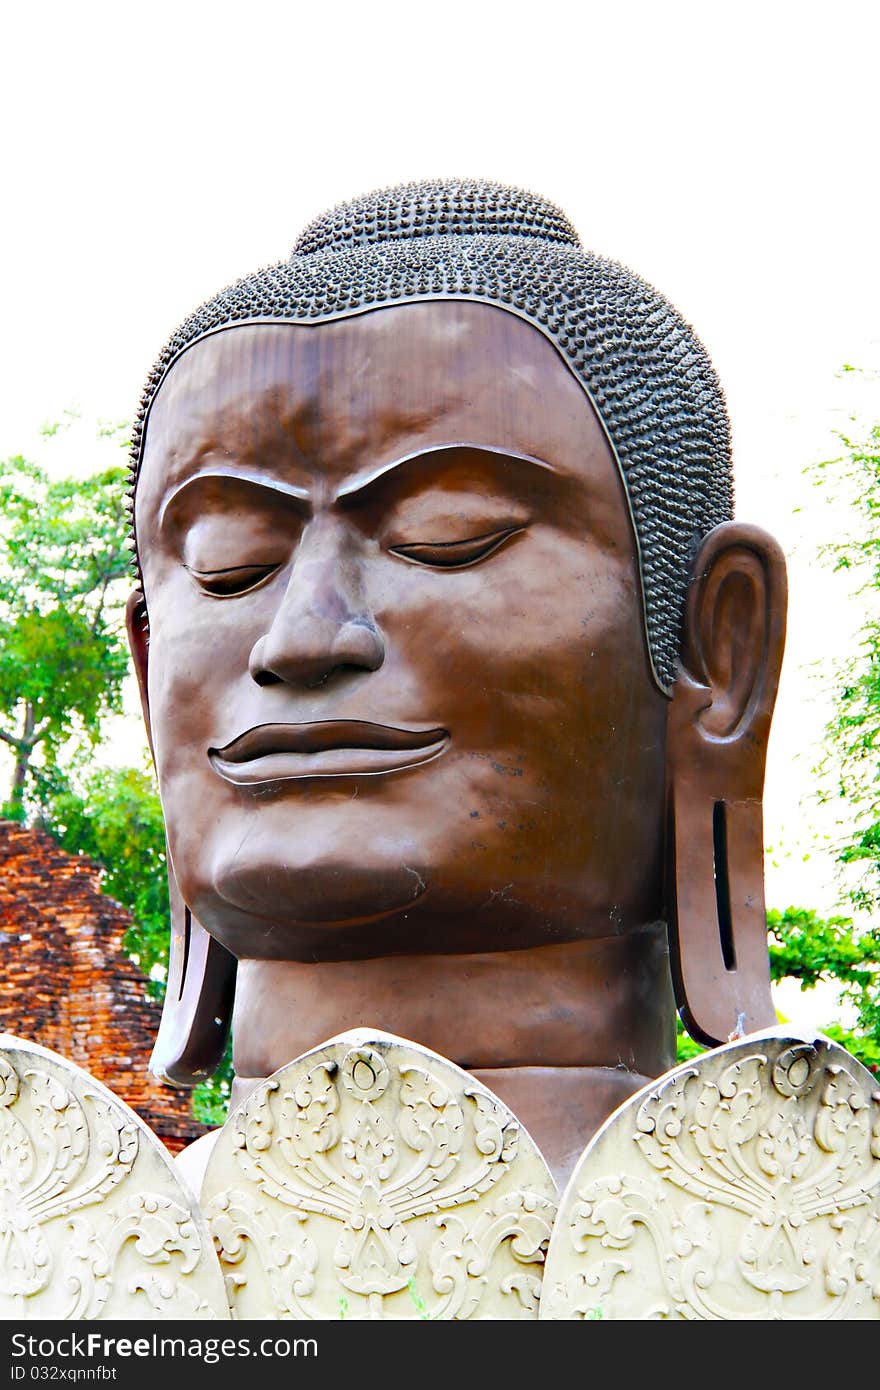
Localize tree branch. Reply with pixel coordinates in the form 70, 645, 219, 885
90, 574, 112, 634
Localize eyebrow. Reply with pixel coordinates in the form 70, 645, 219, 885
158, 444, 556, 525
160, 467, 311, 527
160, 443, 558, 525
335, 443, 558, 500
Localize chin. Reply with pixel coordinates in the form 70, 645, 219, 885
209, 843, 429, 929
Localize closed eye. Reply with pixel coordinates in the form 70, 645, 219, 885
186, 563, 281, 597
389, 526, 525, 569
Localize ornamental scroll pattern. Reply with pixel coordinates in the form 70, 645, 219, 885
540, 1035, 880, 1320
0, 1037, 228, 1320
202, 1033, 558, 1319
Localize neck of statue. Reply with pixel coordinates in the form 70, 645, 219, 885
230, 924, 677, 1189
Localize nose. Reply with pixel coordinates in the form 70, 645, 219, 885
248, 522, 385, 689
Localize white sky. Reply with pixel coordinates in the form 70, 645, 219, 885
2, 1, 879, 1027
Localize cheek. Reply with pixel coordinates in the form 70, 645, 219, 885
367, 530, 668, 871
144, 579, 262, 769
374, 531, 648, 727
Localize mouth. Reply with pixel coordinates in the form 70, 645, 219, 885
208, 721, 450, 786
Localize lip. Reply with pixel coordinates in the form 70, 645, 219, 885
208, 720, 450, 785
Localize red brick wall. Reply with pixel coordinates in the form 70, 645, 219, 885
0, 820, 206, 1154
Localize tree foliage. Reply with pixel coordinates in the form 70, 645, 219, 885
815, 414, 880, 914
779, 404, 880, 1071
767, 907, 880, 1071
0, 452, 132, 819
675, 904, 880, 1072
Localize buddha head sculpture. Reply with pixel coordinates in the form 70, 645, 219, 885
126, 180, 786, 1162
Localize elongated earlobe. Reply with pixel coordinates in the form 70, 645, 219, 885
666, 522, 787, 1046
125, 588, 237, 1085
150, 865, 236, 1085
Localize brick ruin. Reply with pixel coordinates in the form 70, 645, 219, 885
0, 819, 205, 1153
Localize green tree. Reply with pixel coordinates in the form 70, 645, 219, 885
0, 453, 132, 819
767, 907, 880, 1071
675, 904, 880, 1072
792, 401, 880, 1070
815, 410, 880, 913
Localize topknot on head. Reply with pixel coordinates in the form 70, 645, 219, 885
291, 177, 582, 258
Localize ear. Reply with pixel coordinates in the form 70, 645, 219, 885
125, 588, 153, 758
126, 590, 238, 1085
666, 521, 787, 1046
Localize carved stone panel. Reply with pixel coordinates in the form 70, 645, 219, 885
0, 1034, 229, 1320
202, 1029, 558, 1319
540, 1030, 880, 1319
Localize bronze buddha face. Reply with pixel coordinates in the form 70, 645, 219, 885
128, 182, 786, 1168
134, 302, 668, 962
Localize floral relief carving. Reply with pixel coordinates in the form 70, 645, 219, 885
541, 1034, 880, 1319
203, 1031, 557, 1319
11, 1026, 877, 1320
0, 1036, 228, 1319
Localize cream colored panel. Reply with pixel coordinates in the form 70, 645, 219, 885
0, 1034, 229, 1320
203, 1029, 557, 1320
541, 1030, 880, 1320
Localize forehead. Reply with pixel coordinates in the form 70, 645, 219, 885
137, 301, 622, 511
